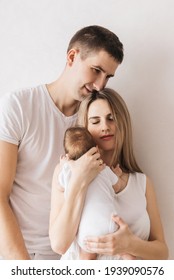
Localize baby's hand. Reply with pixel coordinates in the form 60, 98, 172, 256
59, 154, 68, 166
111, 164, 122, 177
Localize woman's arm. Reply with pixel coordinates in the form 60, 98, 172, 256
84, 176, 168, 259
130, 176, 168, 259
49, 147, 104, 255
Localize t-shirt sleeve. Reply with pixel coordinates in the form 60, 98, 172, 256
0, 93, 24, 145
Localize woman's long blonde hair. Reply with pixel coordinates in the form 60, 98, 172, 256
77, 88, 142, 173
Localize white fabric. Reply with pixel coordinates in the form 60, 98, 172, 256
30, 253, 60, 260
60, 171, 150, 260
59, 164, 119, 258
0, 85, 77, 257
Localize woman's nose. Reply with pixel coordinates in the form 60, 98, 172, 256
101, 121, 109, 131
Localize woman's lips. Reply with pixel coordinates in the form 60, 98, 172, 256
100, 135, 114, 140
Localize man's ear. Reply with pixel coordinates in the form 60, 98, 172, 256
67, 48, 79, 66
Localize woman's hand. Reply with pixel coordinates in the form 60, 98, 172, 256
68, 146, 105, 187
84, 215, 134, 256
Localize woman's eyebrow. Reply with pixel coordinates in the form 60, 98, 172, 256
88, 116, 100, 120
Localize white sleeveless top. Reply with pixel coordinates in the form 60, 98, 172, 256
61, 172, 150, 260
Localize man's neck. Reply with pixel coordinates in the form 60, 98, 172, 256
46, 79, 79, 117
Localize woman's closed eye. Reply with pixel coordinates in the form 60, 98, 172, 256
90, 120, 100, 125
108, 116, 114, 121
95, 120, 113, 125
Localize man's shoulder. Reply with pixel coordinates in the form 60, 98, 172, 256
3, 84, 45, 97
0, 85, 47, 119
13, 84, 46, 97
1, 84, 46, 104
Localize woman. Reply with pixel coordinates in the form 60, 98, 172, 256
49, 88, 168, 259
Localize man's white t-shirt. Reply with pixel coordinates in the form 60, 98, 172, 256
0, 84, 77, 256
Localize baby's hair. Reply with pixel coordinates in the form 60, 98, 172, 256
64, 126, 96, 160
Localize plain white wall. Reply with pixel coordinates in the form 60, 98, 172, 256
0, 0, 173, 259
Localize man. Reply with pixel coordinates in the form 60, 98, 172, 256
0, 25, 123, 259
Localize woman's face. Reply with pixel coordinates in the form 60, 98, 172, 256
87, 99, 116, 151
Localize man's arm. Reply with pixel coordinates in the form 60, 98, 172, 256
0, 140, 30, 259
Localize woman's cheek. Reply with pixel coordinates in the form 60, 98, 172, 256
88, 127, 96, 137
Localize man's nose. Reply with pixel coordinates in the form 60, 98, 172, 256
93, 76, 106, 91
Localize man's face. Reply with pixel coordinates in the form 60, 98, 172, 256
67, 49, 119, 101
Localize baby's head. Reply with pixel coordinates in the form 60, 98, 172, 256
64, 127, 96, 160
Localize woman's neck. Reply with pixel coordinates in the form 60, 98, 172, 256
100, 150, 114, 167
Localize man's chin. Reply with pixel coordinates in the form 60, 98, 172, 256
78, 88, 92, 101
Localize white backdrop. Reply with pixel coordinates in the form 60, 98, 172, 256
0, 0, 173, 259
